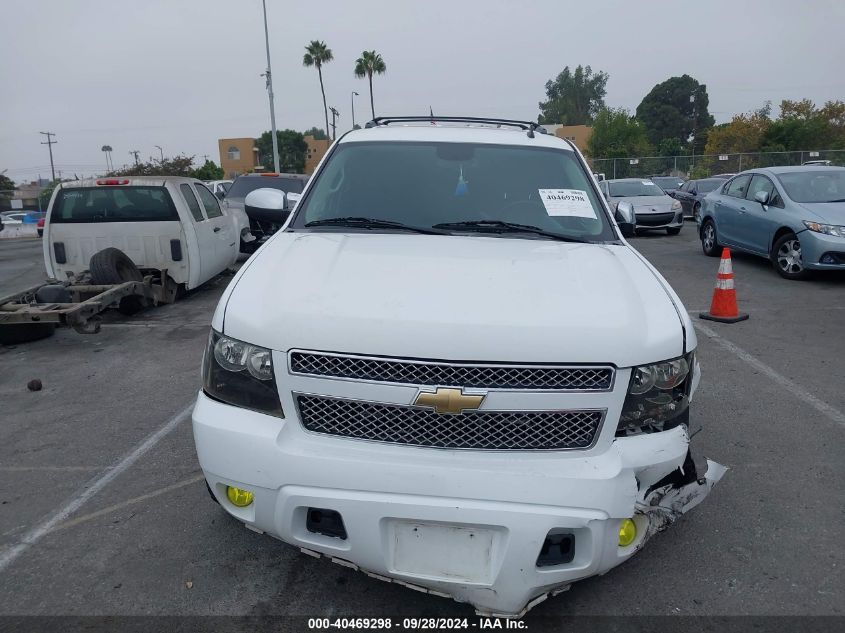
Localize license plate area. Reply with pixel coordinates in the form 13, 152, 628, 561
388, 521, 501, 585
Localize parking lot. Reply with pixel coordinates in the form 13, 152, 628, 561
1, 228, 844, 623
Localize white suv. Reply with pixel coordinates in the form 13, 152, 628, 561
192, 117, 725, 616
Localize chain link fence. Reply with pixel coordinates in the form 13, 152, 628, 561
589, 149, 845, 180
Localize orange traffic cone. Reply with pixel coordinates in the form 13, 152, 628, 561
699, 248, 749, 323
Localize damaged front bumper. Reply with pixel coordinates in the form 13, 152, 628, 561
193, 392, 725, 617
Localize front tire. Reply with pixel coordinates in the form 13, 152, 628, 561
701, 220, 721, 256
772, 233, 810, 280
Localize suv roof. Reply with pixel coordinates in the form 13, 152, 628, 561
60, 176, 202, 188
340, 119, 575, 150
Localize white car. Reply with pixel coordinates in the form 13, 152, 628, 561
206, 179, 233, 199
192, 117, 725, 616
43, 176, 242, 291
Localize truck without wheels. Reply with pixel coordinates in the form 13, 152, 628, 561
0, 177, 243, 344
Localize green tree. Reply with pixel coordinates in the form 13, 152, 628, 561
0, 173, 14, 197
191, 159, 224, 180
354, 50, 387, 120
303, 127, 327, 140
538, 65, 608, 125
38, 179, 65, 209
108, 156, 196, 177
303, 41, 334, 145
256, 130, 308, 173
587, 108, 653, 159
636, 75, 715, 148
761, 99, 845, 150
657, 138, 685, 156
704, 112, 771, 155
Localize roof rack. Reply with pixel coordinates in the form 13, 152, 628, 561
364, 116, 548, 137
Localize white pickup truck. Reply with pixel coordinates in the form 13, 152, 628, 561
43, 176, 246, 291
192, 117, 725, 616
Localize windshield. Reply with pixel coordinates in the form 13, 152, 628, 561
227, 176, 304, 200
50, 186, 178, 223
697, 179, 721, 194
776, 170, 845, 202
651, 177, 683, 190
607, 180, 665, 197
290, 141, 615, 242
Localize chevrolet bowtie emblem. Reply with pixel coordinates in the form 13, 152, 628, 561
414, 387, 485, 415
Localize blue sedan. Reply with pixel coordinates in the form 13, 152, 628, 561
698, 166, 845, 280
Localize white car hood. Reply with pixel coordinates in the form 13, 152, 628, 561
221, 233, 686, 367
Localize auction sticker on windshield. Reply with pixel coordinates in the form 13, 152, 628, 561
538, 189, 597, 218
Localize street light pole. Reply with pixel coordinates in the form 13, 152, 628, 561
261, 0, 280, 173
351, 91, 359, 129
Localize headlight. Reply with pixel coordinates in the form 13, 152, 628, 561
618, 353, 694, 436
803, 221, 845, 238
202, 330, 283, 417
671, 200, 682, 210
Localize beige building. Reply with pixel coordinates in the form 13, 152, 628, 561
553, 125, 592, 153
304, 135, 330, 174
218, 138, 261, 178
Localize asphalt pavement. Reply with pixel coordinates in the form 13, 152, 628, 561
0, 227, 843, 623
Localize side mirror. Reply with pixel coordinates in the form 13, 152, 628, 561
215, 189, 225, 200
754, 190, 770, 205
286, 192, 302, 209
244, 187, 290, 223
614, 201, 635, 238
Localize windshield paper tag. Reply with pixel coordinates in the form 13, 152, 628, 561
538, 189, 597, 218
642, 180, 655, 186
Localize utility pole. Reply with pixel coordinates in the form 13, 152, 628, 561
129, 150, 140, 166
329, 107, 339, 140
351, 91, 359, 129
40, 132, 57, 181
154, 145, 164, 162
261, 0, 280, 173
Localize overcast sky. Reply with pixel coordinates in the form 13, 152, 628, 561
2, 0, 844, 183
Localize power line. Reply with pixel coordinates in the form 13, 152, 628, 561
39, 131, 57, 181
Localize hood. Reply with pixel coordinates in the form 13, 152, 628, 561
610, 195, 676, 212
797, 202, 845, 224
222, 233, 686, 367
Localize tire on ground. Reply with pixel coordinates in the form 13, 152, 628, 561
0, 323, 56, 345
89, 248, 149, 314
89, 248, 143, 285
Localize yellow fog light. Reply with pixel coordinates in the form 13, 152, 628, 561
226, 486, 254, 507
618, 518, 637, 547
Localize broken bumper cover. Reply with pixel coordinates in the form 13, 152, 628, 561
192, 391, 725, 616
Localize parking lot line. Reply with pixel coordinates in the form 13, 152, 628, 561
0, 401, 195, 574
692, 320, 845, 428
51, 473, 205, 534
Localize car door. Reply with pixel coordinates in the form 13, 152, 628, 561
676, 181, 694, 215
736, 175, 780, 254
716, 175, 752, 248
179, 183, 222, 286
193, 182, 237, 275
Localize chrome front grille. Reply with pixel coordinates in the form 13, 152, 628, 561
289, 351, 613, 391
296, 395, 604, 451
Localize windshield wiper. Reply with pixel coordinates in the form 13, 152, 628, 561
823, 198, 845, 203
304, 216, 447, 235
432, 220, 590, 243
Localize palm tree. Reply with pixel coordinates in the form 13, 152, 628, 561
303, 40, 333, 145
354, 50, 387, 120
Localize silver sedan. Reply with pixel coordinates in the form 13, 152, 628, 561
600, 178, 685, 235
